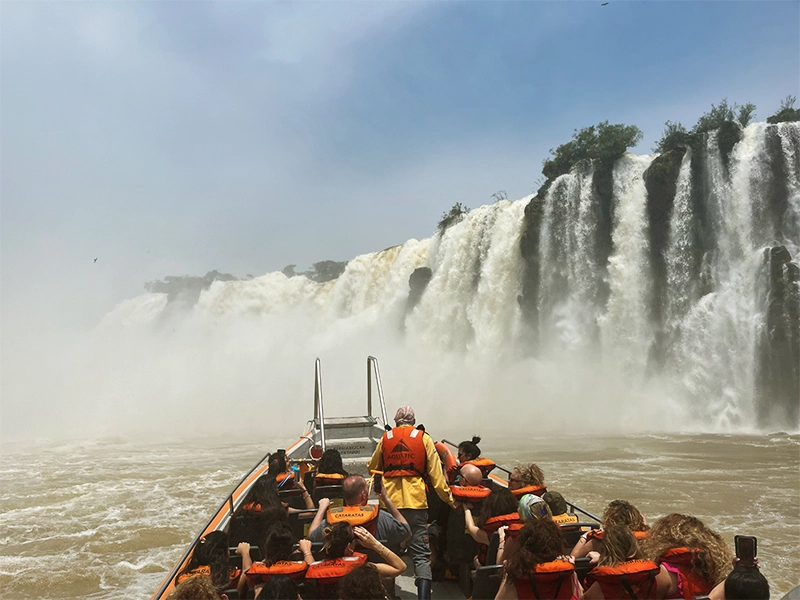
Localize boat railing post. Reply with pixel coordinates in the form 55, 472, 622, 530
368, 356, 388, 427
315, 358, 326, 451
367, 357, 372, 418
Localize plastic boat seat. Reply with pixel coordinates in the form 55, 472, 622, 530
560, 522, 599, 548
288, 509, 318, 542
473, 564, 503, 600
312, 484, 344, 505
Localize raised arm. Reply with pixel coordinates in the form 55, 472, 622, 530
308, 497, 331, 538
235, 542, 252, 598
353, 526, 407, 577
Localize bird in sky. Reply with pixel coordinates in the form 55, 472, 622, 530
94, 257, 98, 263
601, 2, 609, 5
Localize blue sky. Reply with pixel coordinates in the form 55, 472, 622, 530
1, 0, 798, 343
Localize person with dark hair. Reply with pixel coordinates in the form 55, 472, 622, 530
707, 562, 770, 600
315, 448, 349, 488
175, 530, 240, 593
266, 452, 315, 511
367, 406, 454, 600
241, 475, 286, 513
238, 522, 308, 598
495, 518, 580, 600
338, 564, 390, 600
307, 474, 410, 552
305, 522, 406, 599
464, 486, 519, 547
256, 574, 301, 600
456, 435, 497, 481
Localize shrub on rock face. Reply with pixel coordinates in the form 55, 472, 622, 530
542, 121, 643, 181
438, 202, 469, 232
653, 121, 691, 154
767, 95, 800, 124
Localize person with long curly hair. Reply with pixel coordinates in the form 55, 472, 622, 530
507, 464, 546, 498
640, 513, 734, 599
571, 499, 650, 559
495, 518, 580, 600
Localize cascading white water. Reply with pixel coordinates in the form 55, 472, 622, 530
600, 154, 655, 370
537, 164, 600, 350
664, 147, 695, 338
46, 122, 799, 439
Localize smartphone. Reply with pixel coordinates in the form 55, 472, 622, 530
372, 472, 383, 494
734, 535, 757, 567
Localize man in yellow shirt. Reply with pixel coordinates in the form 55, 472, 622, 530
368, 406, 454, 600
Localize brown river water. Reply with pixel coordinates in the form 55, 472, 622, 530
1, 433, 798, 599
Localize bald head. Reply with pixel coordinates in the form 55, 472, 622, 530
342, 474, 368, 505
460, 463, 483, 486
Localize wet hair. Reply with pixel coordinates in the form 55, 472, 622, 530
338, 564, 389, 599
641, 513, 734, 585
242, 475, 284, 512
602, 499, 648, 532
177, 530, 231, 590
263, 521, 295, 565
478, 486, 518, 527
257, 574, 299, 600
504, 519, 565, 580
317, 448, 348, 477
323, 521, 355, 559
458, 436, 482, 461
724, 565, 770, 600
168, 574, 220, 600
342, 474, 368, 504
598, 525, 643, 567
511, 463, 545, 487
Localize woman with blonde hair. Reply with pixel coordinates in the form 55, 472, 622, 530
582, 525, 672, 599
572, 499, 649, 559
640, 513, 734, 599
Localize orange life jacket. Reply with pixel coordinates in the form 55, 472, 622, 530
482, 511, 523, 535
478, 512, 524, 563
552, 513, 579, 526
314, 472, 346, 487
585, 560, 661, 600
451, 484, 492, 502
658, 547, 713, 600
510, 485, 548, 498
245, 560, 308, 586
175, 564, 241, 586
434, 442, 459, 482
514, 560, 576, 600
382, 426, 427, 478
305, 552, 368, 584
462, 456, 496, 477
326, 504, 380, 536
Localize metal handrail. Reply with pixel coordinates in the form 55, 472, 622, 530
566, 501, 601, 523
314, 358, 326, 452
367, 356, 389, 427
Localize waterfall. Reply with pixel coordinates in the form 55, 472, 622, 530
86, 122, 799, 436
664, 147, 696, 338
600, 154, 654, 370
537, 164, 601, 350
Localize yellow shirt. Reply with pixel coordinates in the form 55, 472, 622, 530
367, 425, 454, 510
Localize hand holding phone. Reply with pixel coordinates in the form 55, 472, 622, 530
734, 535, 757, 567
371, 472, 383, 494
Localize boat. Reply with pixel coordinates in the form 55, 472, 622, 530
151, 356, 601, 600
